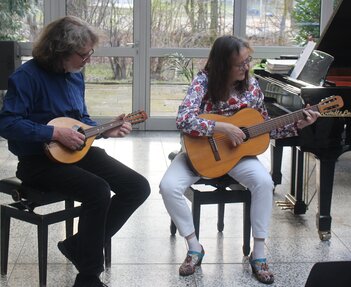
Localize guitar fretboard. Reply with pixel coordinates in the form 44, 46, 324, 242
245, 105, 319, 138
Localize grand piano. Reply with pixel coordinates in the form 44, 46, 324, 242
254, 0, 351, 241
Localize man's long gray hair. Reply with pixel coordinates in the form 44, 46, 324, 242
32, 16, 99, 73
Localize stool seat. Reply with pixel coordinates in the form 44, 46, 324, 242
0, 176, 111, 287
0, 176, 77, 211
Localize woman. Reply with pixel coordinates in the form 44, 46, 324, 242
159, 35, 319, 284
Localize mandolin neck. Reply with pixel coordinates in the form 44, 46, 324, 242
84, 119, 124, 138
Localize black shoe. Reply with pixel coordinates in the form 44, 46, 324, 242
73, 274, 108, 287
58, 237, 79, 270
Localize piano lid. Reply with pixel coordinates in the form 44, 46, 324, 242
315, 0, 351, 68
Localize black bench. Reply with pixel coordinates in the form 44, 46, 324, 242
0, 176, 111, 287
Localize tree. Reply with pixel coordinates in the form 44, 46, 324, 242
66, 0, 133, 81
0, 0, 37, 41
277, 0, 294, 45
291, 0, 320, 45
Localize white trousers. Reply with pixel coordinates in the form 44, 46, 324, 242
159, 152, 274, 239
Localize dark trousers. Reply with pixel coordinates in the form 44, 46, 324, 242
16, 146, 151, 275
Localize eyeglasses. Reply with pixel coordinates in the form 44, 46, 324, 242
234, 56, 252, 71
76, 48, 95, 62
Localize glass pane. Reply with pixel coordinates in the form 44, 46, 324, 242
246, 0, 321, 46
0, 0, 44, 42
84, 56, 133, 117
150, 56, 207, 116
151, 0, 234, 48
66, 0, 134, 48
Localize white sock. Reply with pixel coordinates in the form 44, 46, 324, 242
253, 238, 265, 259
186, 233, 202, 252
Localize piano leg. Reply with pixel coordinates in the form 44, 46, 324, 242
270, 137, 300, 187
315, 158, 336, 241
289, 147, 307, 214
270, 142, 283, 186
278, 147, 307, 214
272, 141, 307, 214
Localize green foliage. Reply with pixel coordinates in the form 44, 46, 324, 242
0, 0, 34, 41
165, 53, 194, 82
334, 0, 342, 9
291, 0, 320, 45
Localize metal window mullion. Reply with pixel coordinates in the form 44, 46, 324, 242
136, 0, 148, 113
44, 0, 66, 25
320, 0, 334, 36
233, 0, 247, 38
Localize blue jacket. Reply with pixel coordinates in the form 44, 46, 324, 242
0, 59, 96, 157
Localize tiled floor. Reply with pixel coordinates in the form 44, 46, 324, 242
1, 131, 351, 287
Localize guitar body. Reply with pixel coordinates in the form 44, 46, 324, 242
182, 95, 343, 178
182, 109, 270, 178
45, 117, 96, 164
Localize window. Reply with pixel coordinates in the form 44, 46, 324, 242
151, 0, 234, 48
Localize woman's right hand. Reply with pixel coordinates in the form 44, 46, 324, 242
214, 122, 246, 147
52, 126, 86, 150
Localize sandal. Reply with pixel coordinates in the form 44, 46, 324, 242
179, 246, 205, 276
249, 253, 274, 284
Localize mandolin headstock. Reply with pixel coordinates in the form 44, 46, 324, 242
125, 110, 148, 125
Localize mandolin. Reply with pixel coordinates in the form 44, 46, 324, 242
44, 110, 148, 164
182, 95, 343, 179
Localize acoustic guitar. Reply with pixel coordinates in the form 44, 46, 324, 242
182, 95, 344, 179
44, 110, 148, 164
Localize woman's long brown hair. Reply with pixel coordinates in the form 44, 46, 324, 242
204, 35, 252, 104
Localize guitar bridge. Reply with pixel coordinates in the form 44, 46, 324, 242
208, 137, 221, 161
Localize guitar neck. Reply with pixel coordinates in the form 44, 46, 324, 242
84, 119, 124, 138
247, 104, 319, 138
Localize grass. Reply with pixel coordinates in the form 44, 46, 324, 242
85, 83, 188, 117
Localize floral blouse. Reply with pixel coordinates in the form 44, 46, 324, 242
176, 70, 298, 139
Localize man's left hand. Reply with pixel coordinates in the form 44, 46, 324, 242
102, 114, 132, 138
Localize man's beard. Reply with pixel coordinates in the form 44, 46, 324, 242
64, 62, 84, 73
67, 67, 83, 73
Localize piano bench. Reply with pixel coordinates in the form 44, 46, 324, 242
168, 152, 251, 256
0, 176, 111, 287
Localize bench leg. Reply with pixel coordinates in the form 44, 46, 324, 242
170, 220, 177, 235
242, 201, 251, 256
192, 200, 201, 239
1, 206, 10, 275
105, 238, 111, 268
37, 223, 48, 287
217, 203, 225, 232
65, 200, 75, 238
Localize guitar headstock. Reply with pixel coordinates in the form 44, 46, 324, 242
318, 95, 344, 113
125, 110, 148, 125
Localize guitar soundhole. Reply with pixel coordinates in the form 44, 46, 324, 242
241, 127, 250, 142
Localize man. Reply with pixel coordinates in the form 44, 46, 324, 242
0, 16, 150, 287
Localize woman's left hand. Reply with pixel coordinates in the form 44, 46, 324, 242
296, 105, 320, 129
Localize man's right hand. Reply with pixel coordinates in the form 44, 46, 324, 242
52, 126, 86, 150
